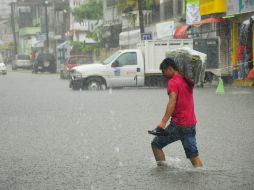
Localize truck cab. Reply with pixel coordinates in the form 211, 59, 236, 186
69, 49, 145, 90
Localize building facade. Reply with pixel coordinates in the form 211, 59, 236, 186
13, 0, 70, 55
102, 0, 122, 48
118, 0, 185, 48
0, 0, 15, 19
195, 0, 231, 78
0, 18, 14, 62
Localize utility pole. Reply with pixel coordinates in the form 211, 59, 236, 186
44, 0, 49, 52
138, 0, 145, 34
10, 2, 17, 55
63, 9, 67, 39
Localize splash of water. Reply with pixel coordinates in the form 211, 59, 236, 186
114, 147, 120, 153
109, 88, 113, 94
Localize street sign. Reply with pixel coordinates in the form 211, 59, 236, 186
141, 33, 152, 41
36, 34, 47, 42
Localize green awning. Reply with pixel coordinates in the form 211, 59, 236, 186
19, 27, 41, 36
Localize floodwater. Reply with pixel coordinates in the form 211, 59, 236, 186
0, 71, 254, 190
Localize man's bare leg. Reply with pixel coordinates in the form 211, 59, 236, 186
190, 156, 203, 168
151, 145, 166, 166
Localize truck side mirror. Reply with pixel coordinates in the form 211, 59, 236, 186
112, 60, 119, 67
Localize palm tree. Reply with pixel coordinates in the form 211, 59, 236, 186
138, 0, 144, 33
117, 0, 154, 13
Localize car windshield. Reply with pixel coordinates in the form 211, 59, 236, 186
102, 51, 121, 65
17, 54, 30, 60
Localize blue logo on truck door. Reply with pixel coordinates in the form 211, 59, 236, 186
114, 68, 121, 76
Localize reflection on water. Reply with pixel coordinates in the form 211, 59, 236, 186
0, 73, 254, 189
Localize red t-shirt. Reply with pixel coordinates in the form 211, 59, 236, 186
167, 74, 197, 127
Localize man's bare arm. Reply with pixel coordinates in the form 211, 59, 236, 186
157, 92, 177, 129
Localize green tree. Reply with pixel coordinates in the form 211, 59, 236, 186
71, 41, 99, 54
72, 0, 103, 22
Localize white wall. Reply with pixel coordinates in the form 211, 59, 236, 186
69, 0, 100, 33
0, 20, 12, 43
0, 0, 15, 18
103, 0, 121, 26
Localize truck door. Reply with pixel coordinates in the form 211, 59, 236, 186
110, 52, 139, 87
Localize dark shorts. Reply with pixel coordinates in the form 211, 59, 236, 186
151, 123, 199, 158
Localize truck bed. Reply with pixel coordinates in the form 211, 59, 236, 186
137, 39, 193, 74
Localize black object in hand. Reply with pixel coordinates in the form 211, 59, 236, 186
148, 128, 169, 136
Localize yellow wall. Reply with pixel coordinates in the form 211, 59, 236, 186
200, 0, 226, 16
253, 24, 254, 68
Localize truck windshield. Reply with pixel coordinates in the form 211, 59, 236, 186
102, 51, 121, 65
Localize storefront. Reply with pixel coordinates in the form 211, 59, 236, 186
226, 0, 254, 85
193, 0, 231, 79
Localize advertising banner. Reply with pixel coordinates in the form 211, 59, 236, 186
156, 21, 174, 39
239, 0, 254, 14
186, 0, 201, 24
200, 0, 226, 16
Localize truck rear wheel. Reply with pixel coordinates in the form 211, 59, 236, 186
145, 76, 167, 87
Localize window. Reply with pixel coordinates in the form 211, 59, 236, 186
177, 0, 183, 16
116, 52, 137, 67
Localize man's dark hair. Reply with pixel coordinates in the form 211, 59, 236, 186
160, 58, 179, 71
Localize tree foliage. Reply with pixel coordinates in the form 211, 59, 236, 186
71, 41, 99, 54
117, 0, 154, 14
72, 0, 103, 22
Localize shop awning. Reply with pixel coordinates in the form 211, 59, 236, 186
173, 25, 191, 39
192, 17, 225, 27
173, 17, 225, 39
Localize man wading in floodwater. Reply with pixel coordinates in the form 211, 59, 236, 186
151, 58, 203, 168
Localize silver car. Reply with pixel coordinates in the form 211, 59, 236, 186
12, 54, 32, 70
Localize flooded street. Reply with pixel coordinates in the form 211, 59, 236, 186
0, 71, 254, 190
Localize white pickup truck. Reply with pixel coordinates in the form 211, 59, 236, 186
69, 40, 194, 90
